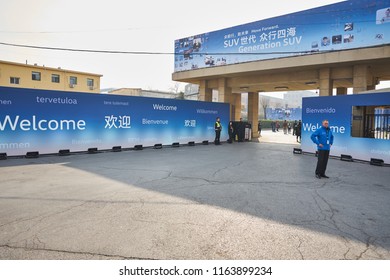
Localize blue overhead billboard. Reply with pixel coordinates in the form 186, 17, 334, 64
0, 86, 229, 156
174, 0, 390, 72
301, 92, 390, 164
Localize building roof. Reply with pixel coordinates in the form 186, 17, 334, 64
0, 59, 103, 77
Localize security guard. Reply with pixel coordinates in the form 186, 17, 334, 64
214, 117, 222, 145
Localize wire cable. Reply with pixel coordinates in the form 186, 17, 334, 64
0, 41, 319, 56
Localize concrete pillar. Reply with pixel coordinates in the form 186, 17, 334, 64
319, 68, 333, 96
218, 78, 232, 103
218, 78, 234, 120
247, 92, 259, 139
199, 80, 212, 101
336, 87, 348, 95
353, 65, 368, 94
233, 93, 241, 121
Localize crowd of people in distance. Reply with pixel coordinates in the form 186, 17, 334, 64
216, 117, 303, 145
269, 120, 302, 142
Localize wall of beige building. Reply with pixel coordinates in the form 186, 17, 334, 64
0, 60, 102, 93
107, 88, 194, 100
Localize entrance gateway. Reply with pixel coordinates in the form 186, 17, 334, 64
172, 0, 390, 139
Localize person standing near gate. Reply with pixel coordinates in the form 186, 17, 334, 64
237, 118, 245, 142
283, 120, 288, 134
214, 117, 222, 145
311, 119, 334, 179
296, 120, 302, 142
258, 121, 262, 137
228, 121, 234, 143
293, 120, 298, 136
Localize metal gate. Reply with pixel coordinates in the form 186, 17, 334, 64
364, 113, 390, 139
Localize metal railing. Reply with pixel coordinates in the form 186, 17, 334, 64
364, 114, 390, 139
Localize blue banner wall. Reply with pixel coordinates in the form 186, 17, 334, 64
174, 0, 390, 72
0, 87, 229, 156
301, 92, 390, 164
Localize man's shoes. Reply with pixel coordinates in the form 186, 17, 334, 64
315, 174, 321, 179
321, 174, 329, 178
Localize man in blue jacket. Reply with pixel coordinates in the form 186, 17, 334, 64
311, 119, 334, 179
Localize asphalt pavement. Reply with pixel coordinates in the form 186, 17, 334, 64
0, 131, 389, 260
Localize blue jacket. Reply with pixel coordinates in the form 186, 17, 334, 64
311, 126, 334, 151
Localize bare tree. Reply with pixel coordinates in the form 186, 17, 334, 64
170, 82, 187, 99
169, 82, 181, 94
259, 96, 270, 119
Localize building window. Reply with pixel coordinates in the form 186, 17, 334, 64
32, 71, 41, 81
52, 74, 60, 83
10, 77, 20, 84
69, 76, 77, 87
87, 78, 94, 89
70, 76, 77, 84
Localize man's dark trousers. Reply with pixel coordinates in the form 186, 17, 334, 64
316, 150, 330, 176
215, 130, 221, 144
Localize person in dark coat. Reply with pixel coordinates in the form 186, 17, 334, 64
296, 120, 302, 142
258, 121, 262, 137
228, 121, 234, 143
238, 118, 245, 142
293, 120, 298, 136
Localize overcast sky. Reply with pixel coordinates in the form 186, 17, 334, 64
0, 0, 358, 92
